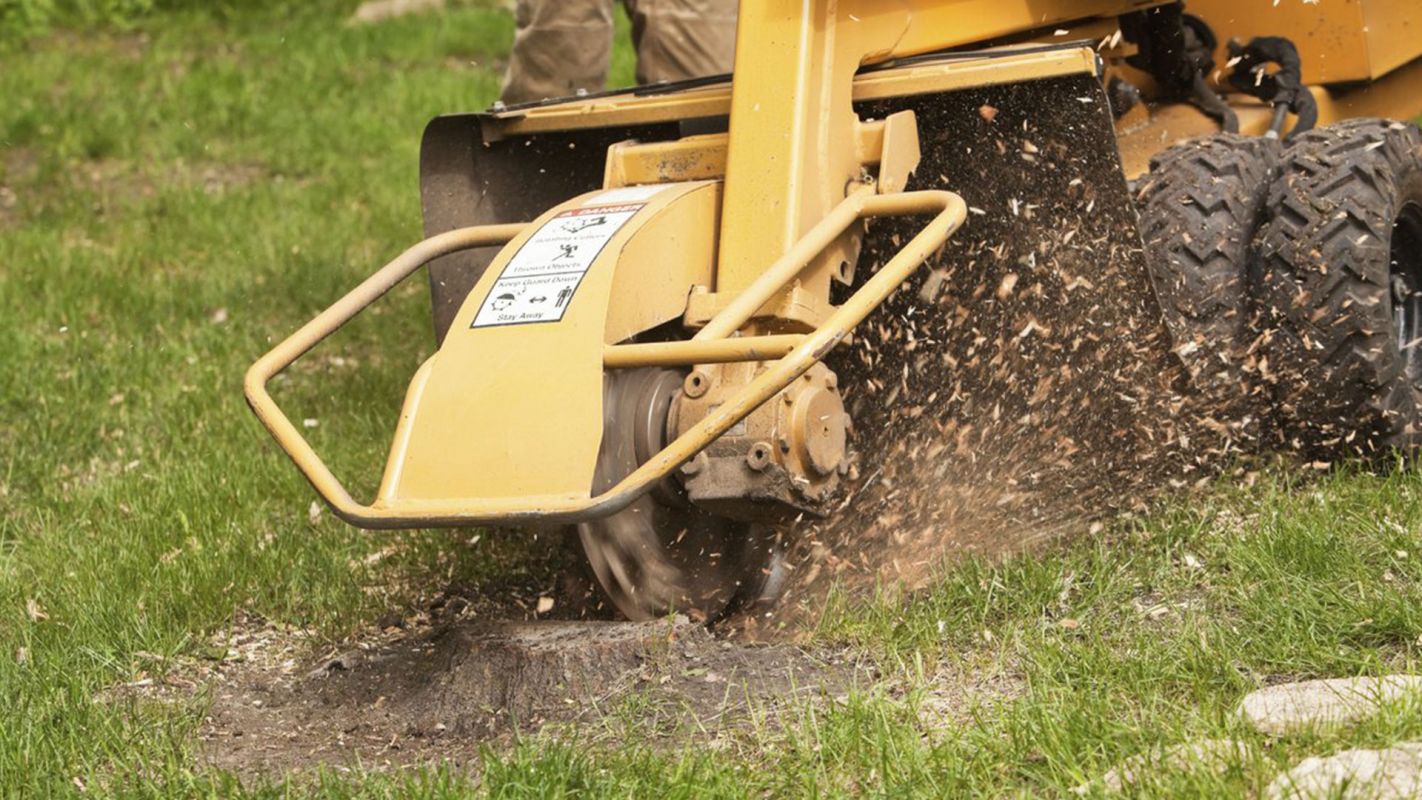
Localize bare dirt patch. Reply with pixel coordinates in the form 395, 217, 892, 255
0, 147, 38, 230
194, 606, 871, 776
76, 158, 270, 205
35, 31, 152, 61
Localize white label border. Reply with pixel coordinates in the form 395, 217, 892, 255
470, 204, 644, 329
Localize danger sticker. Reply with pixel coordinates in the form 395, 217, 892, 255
470, 204, 643, 329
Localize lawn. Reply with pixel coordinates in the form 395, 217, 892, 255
3, 3, 1422, 797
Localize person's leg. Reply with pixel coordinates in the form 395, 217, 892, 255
500, 0, 616, 105
624, 0, 737, 85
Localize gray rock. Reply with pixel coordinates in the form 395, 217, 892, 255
349, 0, 445, 24
1072, 739, 1250, 794
1267, 743, 1422, 799
1239, 676, 1422, 736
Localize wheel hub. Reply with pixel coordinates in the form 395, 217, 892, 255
1391, 202, 1422, 385
577, 367, 784, 621
672, 361, 853, 522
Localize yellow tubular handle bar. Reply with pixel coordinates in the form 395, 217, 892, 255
244, 190, 966, 529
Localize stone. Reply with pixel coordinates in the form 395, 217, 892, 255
1266, 743, 1422, 799
349, 0, 445, 25
1072, 739, 1250, 794
1238, 676, 1422, 736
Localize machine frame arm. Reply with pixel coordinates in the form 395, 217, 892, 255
244, 191, 965, 529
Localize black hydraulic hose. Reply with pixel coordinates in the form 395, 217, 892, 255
1227, 36, 1319, 139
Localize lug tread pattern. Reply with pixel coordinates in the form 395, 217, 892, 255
1255, 118, 1422, 456
1135, 133, 1279, 436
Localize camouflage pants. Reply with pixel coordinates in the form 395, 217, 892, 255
500, 0, 738, 105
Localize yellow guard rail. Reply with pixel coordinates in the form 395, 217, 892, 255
245, 189, 966, 528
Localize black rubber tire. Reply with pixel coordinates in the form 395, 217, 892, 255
1135, 133, 1279, 440
1255, 118, 1422, 458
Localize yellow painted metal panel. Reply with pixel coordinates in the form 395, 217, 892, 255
380, 183, 710, 505
1362, 0, 1422, 78
603, 135, 729, 188
717, 0, 866, 294
1311, 54, 1422, 126
489, 46, 1098, 138
605, 183, 720, 344
846, 0, 1165, 64
1187, 0, 1422, 85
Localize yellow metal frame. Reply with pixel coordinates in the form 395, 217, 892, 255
1184, 0, 1421, 85
245, 190, 965, 528
246, 6, 1100, 529
374, 184, 728, 509
251, 0, 1422, 530
601, 111, 920, 193
486, 45, 1098, 139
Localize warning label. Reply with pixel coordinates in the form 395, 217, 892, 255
470, 204, 643, 329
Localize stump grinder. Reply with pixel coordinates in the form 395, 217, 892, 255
248, 1, 1422, 620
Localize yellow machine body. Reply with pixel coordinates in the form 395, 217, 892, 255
1187, 0, 1421, 85
247, 0, 1422, 532
377, 183, 718, 512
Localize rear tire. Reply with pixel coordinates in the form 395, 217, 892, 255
1255, 118, 1422, 458
1135, 133, 1278, 440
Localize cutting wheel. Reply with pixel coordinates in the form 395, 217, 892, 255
578, 367, 785, 621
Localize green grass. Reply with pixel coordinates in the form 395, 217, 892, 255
464, 469, 1422, 799
3, 5, 1422, 797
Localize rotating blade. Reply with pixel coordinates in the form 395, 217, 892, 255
578, 367, 784, 621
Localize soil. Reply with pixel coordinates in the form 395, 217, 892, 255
0, 147, 37, 230
193, 606, 872, 776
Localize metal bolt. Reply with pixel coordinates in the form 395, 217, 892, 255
1394, 275, 1413, 304
684, 370, 711, 398
680, 453, 706, 476
745, 442, 773, 471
